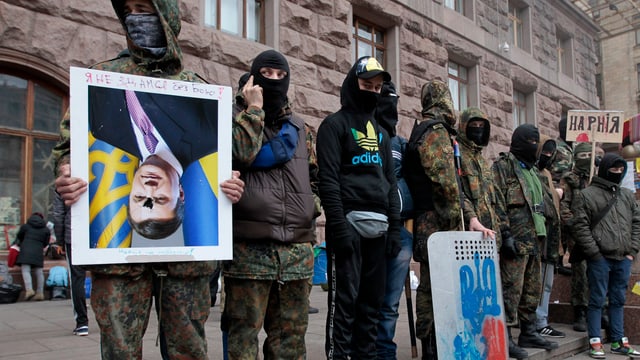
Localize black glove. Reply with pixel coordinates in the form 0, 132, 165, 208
500, 230, 517, 259
386, 232, 401, 258
329, 224, 354, 255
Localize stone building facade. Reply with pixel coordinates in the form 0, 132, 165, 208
0, 0, 598, 228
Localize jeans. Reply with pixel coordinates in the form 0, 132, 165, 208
376, 227, 413, 359
586, 256, 632, 341
535, 262, 555, 329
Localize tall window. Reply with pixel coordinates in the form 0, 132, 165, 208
513, 90, 527, 128
636, 64, 640, 93
204, 0, 264, 42
508, 3, 524, 49
448, 61, 468, 111
0, 73, 65, 230
352, 18, 386, 66
556, 30, 573, 77
444, 0, 464, 14
636, 28, 640, 46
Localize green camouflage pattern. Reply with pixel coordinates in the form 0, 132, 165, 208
224, 277, 310, 360
500, 255, 542, 325
559, 169, 590, 308
492, 152, 542, 255
457, 107, 501, 246
550, 138, 573, 186
416, 257, 435, 340
223, 241, 314, 281
51, 1, 215, 357
537, 135, 561, 264
92, 270, 210, 359
420, 80, 456, 127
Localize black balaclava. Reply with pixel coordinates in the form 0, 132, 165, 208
538, 139, 557, 170
573, 142, 592, 174
125, 13, 167, 57
558, 116, 573, 147
234, 72, 251, 109
510, 124, 540, 169
376, 80, 399, 137
597, 153, 627, 184
250, 50, 290, 122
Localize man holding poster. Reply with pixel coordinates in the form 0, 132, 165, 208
52, 0, 243, 359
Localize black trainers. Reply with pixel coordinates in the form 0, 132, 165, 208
73, 325, 89, 336
537, 325, 566, 338
308, 306, 319, 314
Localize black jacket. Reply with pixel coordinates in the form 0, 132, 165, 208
15, 214, 50, 267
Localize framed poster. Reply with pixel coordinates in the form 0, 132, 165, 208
428, 231, 508, 360
69, 67, 233, 264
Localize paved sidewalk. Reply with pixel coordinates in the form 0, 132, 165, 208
0, 285, 630, 360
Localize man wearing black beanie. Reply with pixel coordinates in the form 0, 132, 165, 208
226, 49, 319, 359
492, 124, 559, 358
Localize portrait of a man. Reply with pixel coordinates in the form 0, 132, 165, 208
87, 85, 218, 246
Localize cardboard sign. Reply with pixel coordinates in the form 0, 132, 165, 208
566, 110, 624, 143
69, 67, 233, 264
428, 231, 508, 360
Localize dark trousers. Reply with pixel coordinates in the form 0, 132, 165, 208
65, 243, 88, 327
326, 232, 387, 360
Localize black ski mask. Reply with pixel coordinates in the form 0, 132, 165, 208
125, 13, 167, 57
466, 125, 485, 146
537, 139, 556, 171
375, 81, 399, 137
510, 124, 539, 169
598, 154, 626, 184
250, 50, 290, 122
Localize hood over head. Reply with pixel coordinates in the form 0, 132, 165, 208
420, 80, 456, 127
112, 0, 183, 74
234, 72, 251, 109
458, 107, 490, 147
597, 153, 627, 184
574, 142, 593, 174
27, 212, 46, 228
250, 50, 290, 122
536, 134, 557, 170
340, 56, 390, 114
375, 80, 399, 136
510, 123, 540, 169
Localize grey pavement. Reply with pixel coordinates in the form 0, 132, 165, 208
0, 285, 628, 360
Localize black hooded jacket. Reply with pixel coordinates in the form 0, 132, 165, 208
15, 214, 50, 267
317, 62, 401, 245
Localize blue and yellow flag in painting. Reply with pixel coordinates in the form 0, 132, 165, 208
88, 133, 137, 248
182, 153, 219, 246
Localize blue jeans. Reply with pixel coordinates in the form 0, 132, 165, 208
535, 262, 555, 329
376, 227, 413, 359
586, 256, 632, 341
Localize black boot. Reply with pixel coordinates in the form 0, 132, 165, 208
421, 331, 438, 360
508, 327, 528, 359
573, 306, 587, 332
518, 319, 559, 350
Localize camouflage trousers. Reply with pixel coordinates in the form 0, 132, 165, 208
500, 254, 542, 326
415, 261, 435, 340
224, 277, 310, 360
571, 259, 589, 307
91, 269, 210, 360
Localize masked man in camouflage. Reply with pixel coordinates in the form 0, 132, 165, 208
404, 80, 462, 359
559, 142, 593, 332
534, 136, 565, 339
457, 107, 499, 239
52, 0, 244, 358
550, 116, 574, 186
225, 49, 318, 360
492, 124, 558, 359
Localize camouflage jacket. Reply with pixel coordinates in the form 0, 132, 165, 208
550, 138, 573, 187
458, 138, 501, 246
50, 0, 214, 277
559, 169, 590, 248
492, 152, 543, 255
538, 168, 561, 263
224, 104, 317, 281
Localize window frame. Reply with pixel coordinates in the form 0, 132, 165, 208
204, 0, 265, 43
444, 0, 465, 15
0, 69, 66, 224
448, 61, 469, 112
352, 17, 387, 67
513, 90, 527, 129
